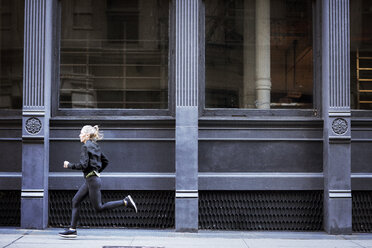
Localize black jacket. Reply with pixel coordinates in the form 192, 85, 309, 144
68, 140, 109, 177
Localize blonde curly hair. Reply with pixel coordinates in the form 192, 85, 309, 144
81, 125, 103, 141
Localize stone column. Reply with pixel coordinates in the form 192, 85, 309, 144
322, 0, 352, 234
243, 0, 255, 108
175, 0, 199, 232
255, 0, 271, 109
21, 0, 53, 229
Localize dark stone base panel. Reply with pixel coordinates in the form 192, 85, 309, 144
199, 191, 323, 231
49, 190, 174, 229
353, 191, 372, 232
0, 191, 20, 226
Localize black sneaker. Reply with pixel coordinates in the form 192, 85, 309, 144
124, 195, 138, 213
59, 228, 77, 238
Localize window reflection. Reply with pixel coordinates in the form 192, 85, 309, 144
0, 0, 24, 109
205, 0, 313, 109
59, 0, 169, 109
351, 0, 372, 110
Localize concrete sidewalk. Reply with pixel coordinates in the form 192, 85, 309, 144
1, 228, 372, 248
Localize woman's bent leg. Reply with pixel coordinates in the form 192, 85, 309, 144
87, 176, 124, 212
70, 182, 89, 229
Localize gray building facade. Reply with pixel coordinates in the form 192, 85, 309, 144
0, 0, 371, 234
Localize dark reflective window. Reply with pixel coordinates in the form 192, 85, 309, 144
0, 0, 24, 109
205, 0, 313, 109
59, 0, 169, 109
351, 0, 372, 110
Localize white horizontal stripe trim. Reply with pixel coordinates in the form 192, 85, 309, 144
0, 172, 22, 178
176, 192, 199, 198
199, 172, 323, 178
22, 192, 44, 198
49, 172, 175, 178
329, 190, 351, 198
23, 111, 45, 116
329, 193, 352, 198
329, 112, 351, 117
47, 172, 324, 179
352, 174, 372, 178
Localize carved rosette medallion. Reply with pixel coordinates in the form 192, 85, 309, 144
332, 118, 348, 135
25, 117, 42, 135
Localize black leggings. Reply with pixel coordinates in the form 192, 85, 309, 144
70, 176, 123, 229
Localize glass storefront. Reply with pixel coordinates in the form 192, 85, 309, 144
6, 0, 368, 113
205, 0, 313, 109
59, 0, 169, 109
0, 0, 24, 109
351, 0, 372, 110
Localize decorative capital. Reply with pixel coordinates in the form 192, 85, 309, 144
332, 118, 348, 135
25, 117, 42, 135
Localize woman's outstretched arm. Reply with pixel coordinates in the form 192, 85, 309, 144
66, 145, 89, 170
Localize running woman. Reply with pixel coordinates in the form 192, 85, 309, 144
59, 125, 137, 238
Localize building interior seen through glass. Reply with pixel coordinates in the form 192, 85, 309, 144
0, 0, 24, 109
60, 0, 169, 109
205, 0, 313, 109
351, 0, 372, 110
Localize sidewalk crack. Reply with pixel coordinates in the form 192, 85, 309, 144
2, 231, 31, 248
129, 237, 135, 246
3, 235, 24, 248
342, 236, 367, 248
242, 238, 250, 248
349, 240, 367, 248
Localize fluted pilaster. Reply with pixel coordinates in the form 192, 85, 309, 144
175, 0, 200, 232
322, 0, 351, 235
21, 0, 53, 229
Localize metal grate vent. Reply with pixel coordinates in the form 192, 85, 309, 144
0, 191, 20, 226
49, 190, 174, 229
199, 191, 323, 231
353, 191, 372, 232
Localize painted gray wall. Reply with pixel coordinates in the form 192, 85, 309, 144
0, 120, 22, 172
0, 0, 371, 235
